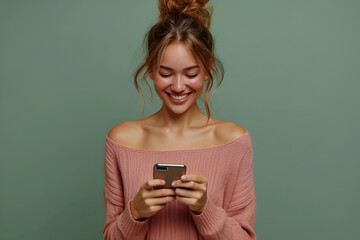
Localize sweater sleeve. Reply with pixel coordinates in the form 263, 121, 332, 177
102, 138, 149, 240
190, 138, 256, 240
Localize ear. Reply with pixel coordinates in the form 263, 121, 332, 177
147, 64, 155, 80
210, 58, 215, 73
149, 73, 154, 80
204, 59, 215, 81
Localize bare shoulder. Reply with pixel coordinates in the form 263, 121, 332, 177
214, 121, 247, 143
107, 120, 142, 146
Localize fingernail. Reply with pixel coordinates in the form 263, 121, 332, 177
162, 180, 166, 184
181, 176, 186, 180
172, 181, 176, 187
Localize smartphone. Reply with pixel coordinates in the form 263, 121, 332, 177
153, 163, 186, 189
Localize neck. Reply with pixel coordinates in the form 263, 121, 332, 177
153, 104, 210, 135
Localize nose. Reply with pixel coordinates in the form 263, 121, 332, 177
171, 74, 186, 92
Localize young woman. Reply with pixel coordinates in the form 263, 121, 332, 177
103, 0, 256, 239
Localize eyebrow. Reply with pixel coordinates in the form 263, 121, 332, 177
159, 65, 199, 71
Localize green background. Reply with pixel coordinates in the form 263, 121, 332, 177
1, 0, 359, 239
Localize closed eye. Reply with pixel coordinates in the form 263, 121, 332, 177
187, 74, 199, 78
159, 73, 171, 78
159, 74, 199, 78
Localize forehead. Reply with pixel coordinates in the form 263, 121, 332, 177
160, 42, 198, 71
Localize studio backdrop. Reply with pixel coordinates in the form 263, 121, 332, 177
1, 0, 359, 239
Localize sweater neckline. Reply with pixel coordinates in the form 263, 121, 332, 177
105, 129, 249, 153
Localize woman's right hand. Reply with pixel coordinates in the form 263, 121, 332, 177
130, 179, 176, 221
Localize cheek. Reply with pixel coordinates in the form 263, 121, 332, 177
154, 78, 169, 91
187, 77, 204, 90
153, 75, 205, 92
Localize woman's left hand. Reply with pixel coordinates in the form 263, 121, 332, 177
172, 175, 208, 214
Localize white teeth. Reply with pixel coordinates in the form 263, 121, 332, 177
170, 93, 190, 100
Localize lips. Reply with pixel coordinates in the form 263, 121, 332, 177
166, 92, 192, 96
166, 92, 193, 103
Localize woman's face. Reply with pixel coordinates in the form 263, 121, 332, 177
151, 42, 208, 115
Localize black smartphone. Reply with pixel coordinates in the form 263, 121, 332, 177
153, 163, 187, 189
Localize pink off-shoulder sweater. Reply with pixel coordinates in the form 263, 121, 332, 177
102, 129, 256, 240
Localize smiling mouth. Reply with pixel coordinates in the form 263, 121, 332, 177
166, 92, 192, 100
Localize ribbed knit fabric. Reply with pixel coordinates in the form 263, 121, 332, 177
102, 129, 256, 240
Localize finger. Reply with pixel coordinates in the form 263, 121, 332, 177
144, 188, 176, 198
175, 188, 202, 199
146, 195, 176, 206
144, 179, 165, 190
149, 204, 167, 213
171, 179, 182, 186
173, 181, 203, 191
176, 195, 197, 207
180, 175, 208, 183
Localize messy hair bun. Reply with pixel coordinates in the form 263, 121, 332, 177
158, 0, 213, 29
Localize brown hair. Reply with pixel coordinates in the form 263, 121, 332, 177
133, 0, 224, 123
